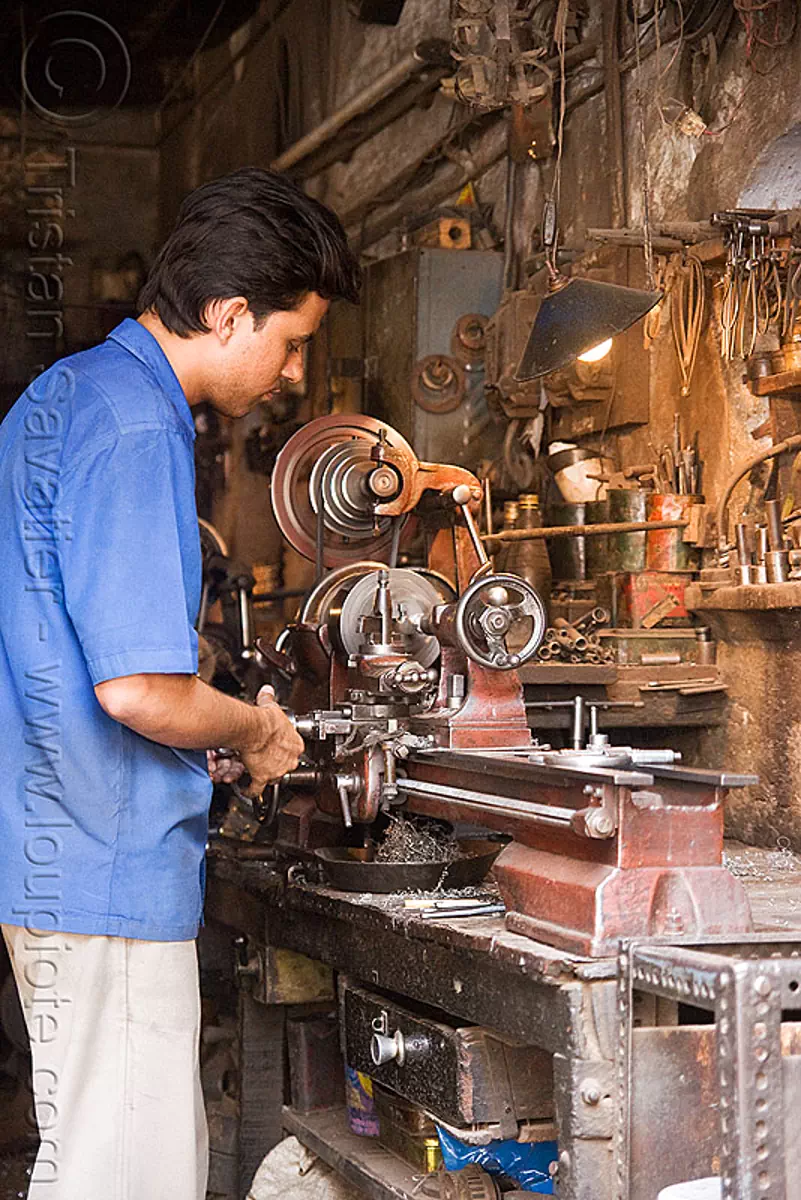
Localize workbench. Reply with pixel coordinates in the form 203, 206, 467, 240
204, 842, 801, 1200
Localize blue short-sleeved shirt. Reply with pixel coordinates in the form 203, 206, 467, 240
0, 318, 212, 941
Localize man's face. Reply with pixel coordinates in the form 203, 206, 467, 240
205, 291, 329, 418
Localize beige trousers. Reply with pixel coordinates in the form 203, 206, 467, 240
2, 923, 208, 1200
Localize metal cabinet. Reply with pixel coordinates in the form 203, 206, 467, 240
363, 248, 505, 469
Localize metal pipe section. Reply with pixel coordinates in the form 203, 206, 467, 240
766, 499, 784, 550
483, 518, 688, 543
716, 432, 801, 552
271, 45, 441, 172
571, 695, 585, 751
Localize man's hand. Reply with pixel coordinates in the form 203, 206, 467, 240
238, 685, 305, 798
206, 749, 246, 785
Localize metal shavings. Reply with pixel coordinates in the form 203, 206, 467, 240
374, 815, 459, 865
724, 838, 801, 880
767, 835, 801, 873
723, 850, 770, 879
365, 885, 501, 912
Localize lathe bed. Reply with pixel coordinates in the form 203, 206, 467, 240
204, 842, 801, 1200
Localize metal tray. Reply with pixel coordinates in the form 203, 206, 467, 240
314, 835, 510, 893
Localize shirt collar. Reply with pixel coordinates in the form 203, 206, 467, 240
107, 318, 196, 437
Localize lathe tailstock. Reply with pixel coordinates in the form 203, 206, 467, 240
267, 414, 755, 956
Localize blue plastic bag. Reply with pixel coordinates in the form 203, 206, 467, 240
436, 1126, 556, 1194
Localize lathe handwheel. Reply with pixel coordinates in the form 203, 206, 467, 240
454, 573, 546, 671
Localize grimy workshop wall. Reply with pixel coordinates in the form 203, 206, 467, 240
159, 2, 801, 847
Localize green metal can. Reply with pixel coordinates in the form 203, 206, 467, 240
584, 498, 609, 578
607, 489, 648, 573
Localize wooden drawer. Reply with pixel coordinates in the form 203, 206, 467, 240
339, 978, 553, 1129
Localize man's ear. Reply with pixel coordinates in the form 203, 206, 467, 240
203, 296, 250, 344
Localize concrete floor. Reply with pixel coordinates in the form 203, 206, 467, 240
0, 1153, 31, 1200
0, 1073, 35, 1200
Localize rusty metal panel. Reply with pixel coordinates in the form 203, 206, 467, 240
620, 939, 801, 1200
629, 1026, 719, 1199
783, 1052, 801, 1200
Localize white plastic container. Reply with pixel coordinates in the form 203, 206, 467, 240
658, 1179, 721, 1200
547, 443, 614, 502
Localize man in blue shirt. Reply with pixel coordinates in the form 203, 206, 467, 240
0, 168, 360, 1199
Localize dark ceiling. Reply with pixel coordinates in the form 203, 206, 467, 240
2, 0, 266, 112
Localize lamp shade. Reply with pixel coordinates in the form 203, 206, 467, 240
516, 276, 662, 381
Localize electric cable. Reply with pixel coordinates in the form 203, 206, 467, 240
671, 254, 706, 396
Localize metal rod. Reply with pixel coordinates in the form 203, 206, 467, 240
238, 587, 253, 653
587, 223, 715, 245
252, 588, 307, 602
375, 570, 392, 645
272, 45, 442, 172
396, 778, 576, 827
197, 580, 210, 634
454, 488, 491, 568
572, 695, 585, 751
483, 518, 688, 543
735, 522, 749, 562
338, 784, 353, 829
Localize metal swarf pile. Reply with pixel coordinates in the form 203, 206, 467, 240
375, 816, 459, 864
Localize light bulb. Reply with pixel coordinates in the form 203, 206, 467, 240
577, 337, 613, 364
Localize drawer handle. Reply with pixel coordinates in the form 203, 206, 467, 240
371, 1029, 431, 1067
371, 1030, 406, 1066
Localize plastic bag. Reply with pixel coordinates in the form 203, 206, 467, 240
436, 1126, 556, 1194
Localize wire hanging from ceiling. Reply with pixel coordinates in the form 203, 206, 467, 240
632, 0, 656, 290
542, 0, 568, 277
735, 0, 797, 75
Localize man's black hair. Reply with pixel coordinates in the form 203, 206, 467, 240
138, 168, 361, 335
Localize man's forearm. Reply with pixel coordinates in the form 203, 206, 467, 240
94, 673, 274, 753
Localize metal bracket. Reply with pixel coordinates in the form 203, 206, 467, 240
482, 1035, 520, 1139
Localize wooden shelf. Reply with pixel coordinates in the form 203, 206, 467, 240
686, 581, 801, 612
282, 1106, 428, 1200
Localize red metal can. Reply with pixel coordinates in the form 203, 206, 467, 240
646, 493, 703, 572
